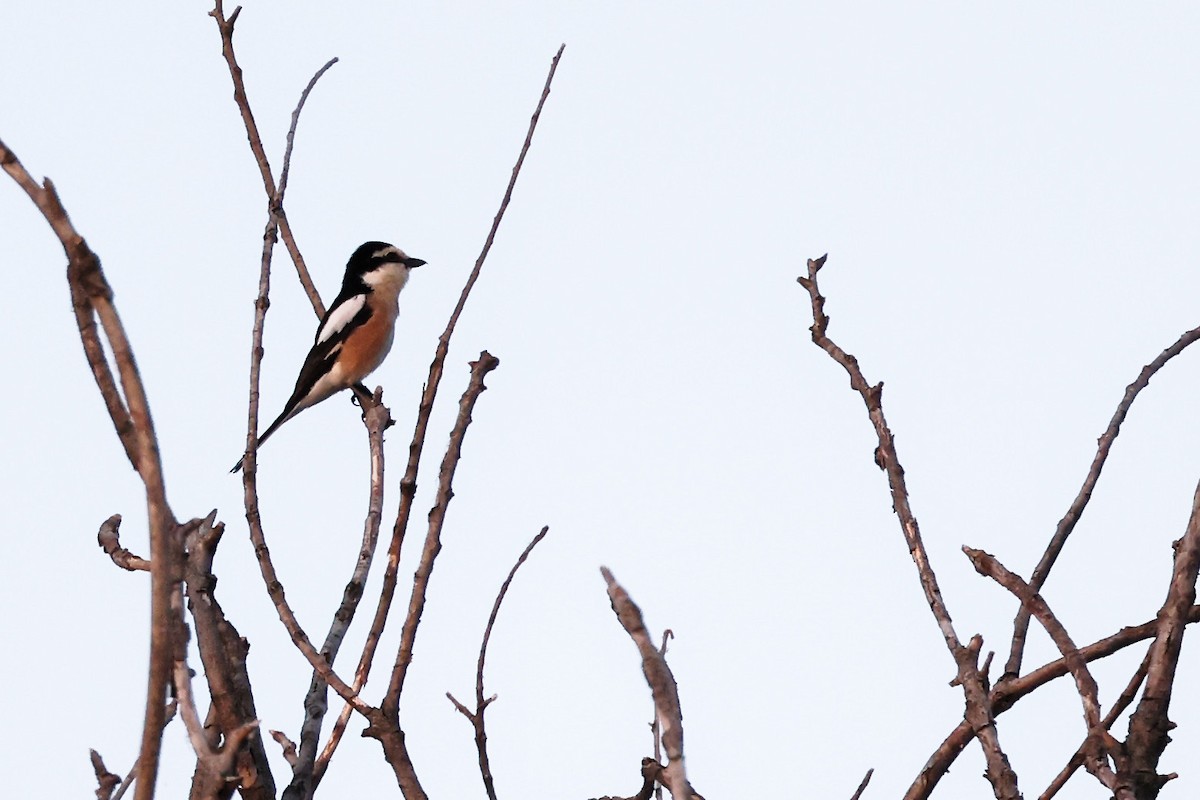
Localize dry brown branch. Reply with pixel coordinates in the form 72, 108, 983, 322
91, 750, 122, 800
231, 52, 340, 475
964, 547, 1129, 796
1040, 649, 1152, 800
385, 351, 502, 711
209, 0, 325, 314
601, 568, 695, 800
591, 758, 663, 800
849, 768, 875, 800
271, 730, 299, 767
0, 135, 178, 800
447, 526, 550, 800
1005, 324, 1200, 679
97, 514, 151, 572
906, 604, 1200, 799
349, 352, 500, 798
0, 140, 138, 468
319, 43, 565, 785
797, 255, 1019, 798
174, 657, 260, 800
215, 20, 369, 721
1125, 478, 1200, 796
284, 392, 390, 800
651, 630, 673, 800
184, 512, 275, 799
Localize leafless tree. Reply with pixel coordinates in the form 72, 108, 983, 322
5, 5, 1200, 800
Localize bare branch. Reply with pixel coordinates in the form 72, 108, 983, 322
175, 658, 260, 800
964, 547, 1128, 796
231, 51, 341, 475
209, 0, 325, 313
271, 731, 299, 767
383, 351, 501, 706
1040, 649, 1152, 800
1125, 477, 1200, 795
905, 604, 1200, 799
285, 392, 390, 800
591, 757, 663, 800
849, 768, 875, 800
601, 568, 695, 800
798, 255, 961, 654
798, 255, 1019, 798
652, 630, 673, 800
184, 512, 275, 799
1, 134, 178, 800
90, 750, 122, 800
97, 514, 150, 572
214, 17, 369, 722
445, 527, 550, 800
1005, 323, 1200, 679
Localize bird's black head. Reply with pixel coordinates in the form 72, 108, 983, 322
341, 241, 426, 295
347, 241, 426, 274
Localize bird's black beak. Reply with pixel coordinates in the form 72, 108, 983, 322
404, 257, 427, 269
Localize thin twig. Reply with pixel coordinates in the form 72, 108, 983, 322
1040, 648, 1152, 800
320, 43, 566, 780
446, 526, 550, 800
964, 547, 1128, 796
798, 255, 1019, 799
385, 352, 501, 706
285, 393, 390, 800
209, 0, 325, 314
1005, 324, 1200, 679
216, 14, 367, 715
904, 604, 1200, 800
849, 768, 875, 800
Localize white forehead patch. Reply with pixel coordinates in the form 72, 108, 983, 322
317, 293, 366, 343
374, 245, 404, 260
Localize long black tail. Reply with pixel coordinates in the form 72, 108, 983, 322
230, 404, 297, 473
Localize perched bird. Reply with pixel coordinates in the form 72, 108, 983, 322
232, 241, 426, 473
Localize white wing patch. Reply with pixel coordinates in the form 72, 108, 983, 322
317, 294, 366, 344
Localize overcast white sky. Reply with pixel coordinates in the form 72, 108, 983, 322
4, 3, 1200, 799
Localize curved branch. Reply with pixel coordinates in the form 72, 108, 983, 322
1, 135, 176, 800
447, 526, 550, 800
320, 43, 566, 786
209, 0, 325, 314
1005, 323, 1200, 678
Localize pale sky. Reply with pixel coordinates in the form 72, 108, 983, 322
4, 3, 1200, 799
